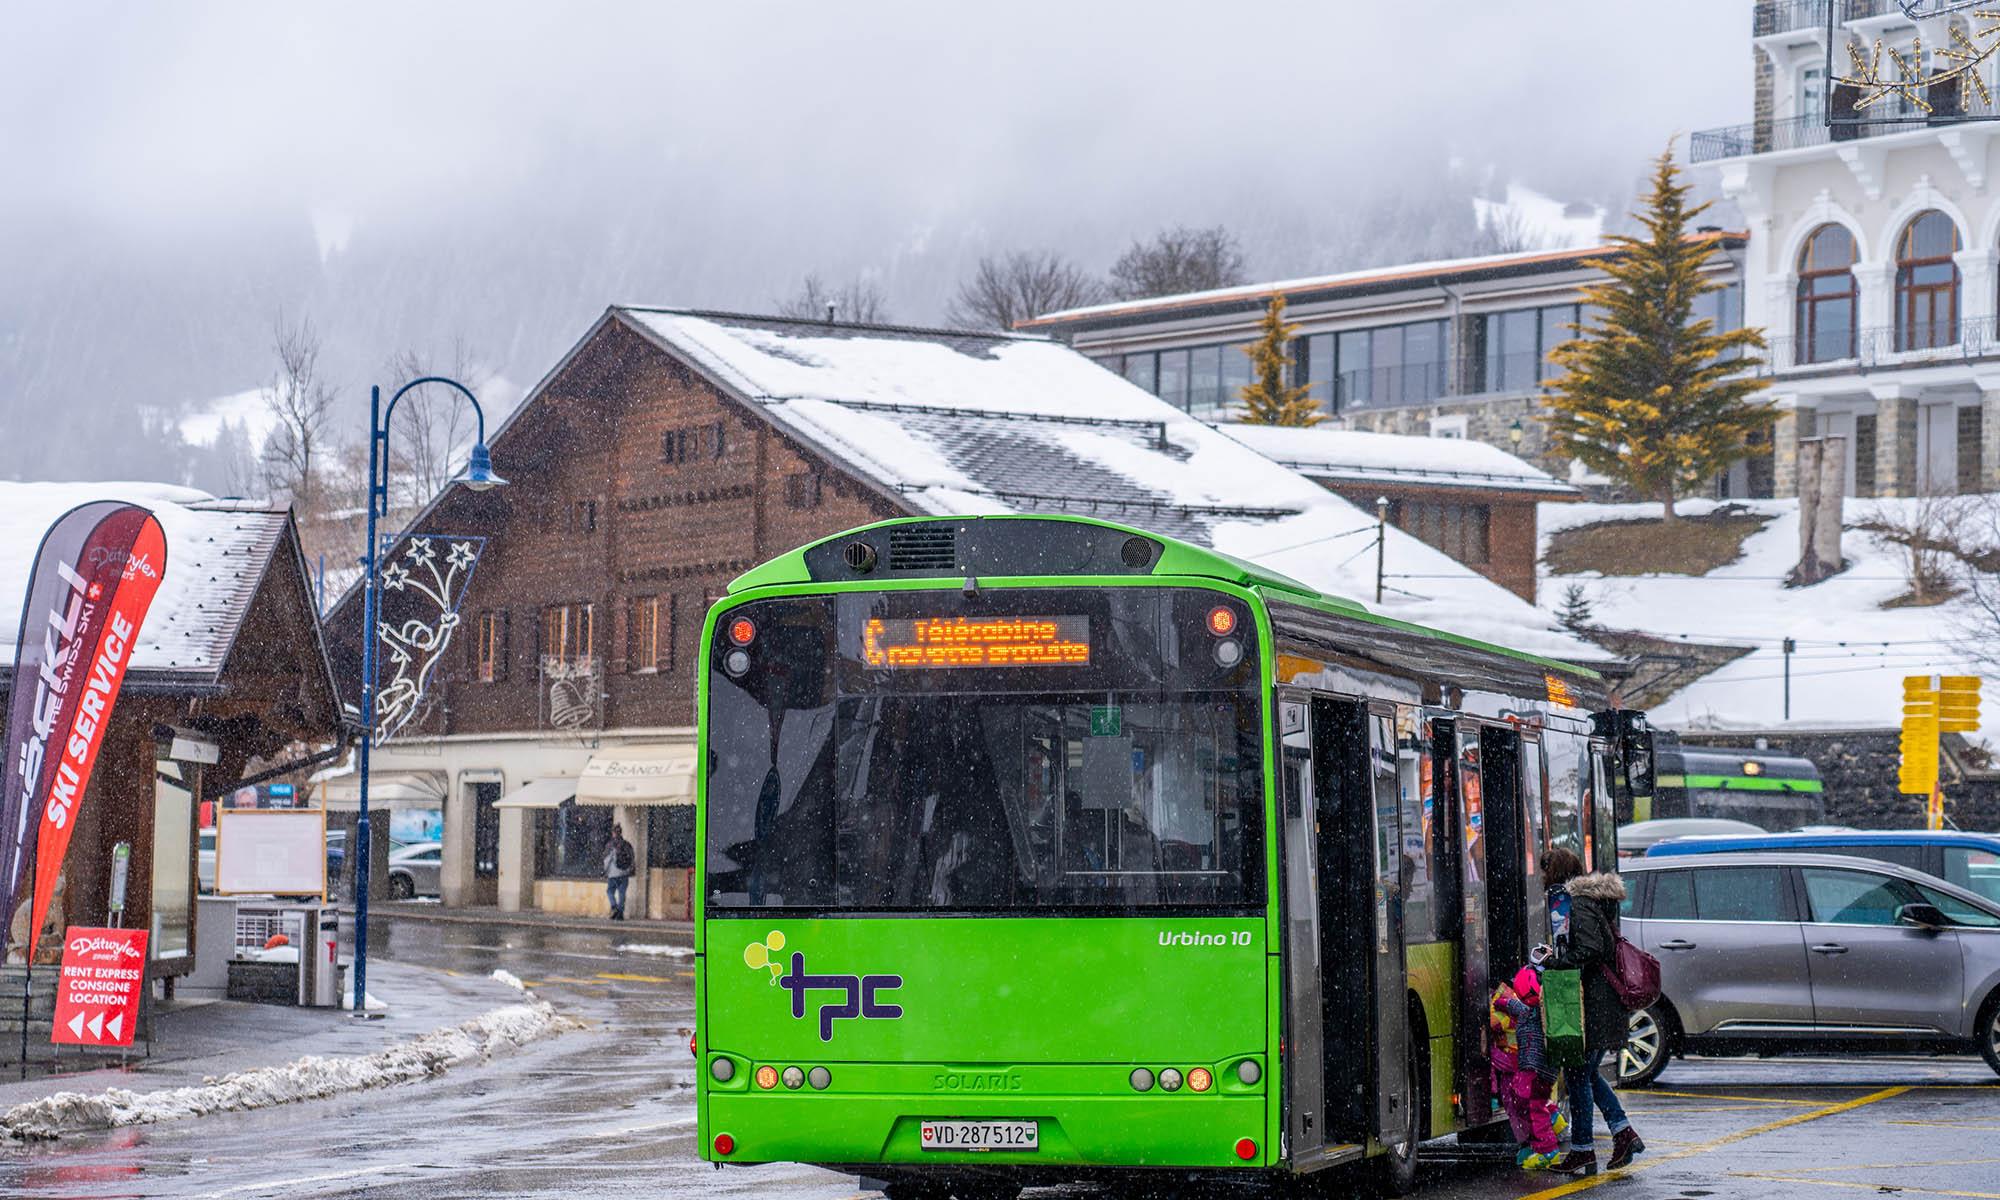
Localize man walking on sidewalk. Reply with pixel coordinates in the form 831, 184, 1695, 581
605, 826, 635, 920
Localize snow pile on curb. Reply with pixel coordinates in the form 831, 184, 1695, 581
0, 1001, 580, 1141
617, 943, 694, 958
490, 968, 527, 990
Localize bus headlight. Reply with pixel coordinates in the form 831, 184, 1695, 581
711, 1057, 735, 1082
1159, 1067, 1183, 1092
782, 1066, 805, 1089
724, 649, 751, 676
1129, 1067, 1154, 1092
1237, 1059, 1261, 1085
1213, 639, 1242, 667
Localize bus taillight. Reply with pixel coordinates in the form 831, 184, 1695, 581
714, 1133, 735, 1156
1235, 1138, 1257, 1161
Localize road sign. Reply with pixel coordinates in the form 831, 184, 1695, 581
51, 927, 148, 1047
1939, 675, 1983, 733
1901, 676, 1942, 795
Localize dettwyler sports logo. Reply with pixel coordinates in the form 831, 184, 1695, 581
746, 931, 903, 1042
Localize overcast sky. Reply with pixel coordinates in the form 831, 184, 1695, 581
0, 2, 1753, 481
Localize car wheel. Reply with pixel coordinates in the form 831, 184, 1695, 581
1616, 1003, 1672, 1088
1979, 993, 2000, 1079
389, 874, 414, 901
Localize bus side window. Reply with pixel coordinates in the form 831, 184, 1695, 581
1587, 747, 1615, 869
1426, 717, 1461, 938
1395, 705, 1432, 940
1544, 735, 1585, 865
1520, 736, 1546, 882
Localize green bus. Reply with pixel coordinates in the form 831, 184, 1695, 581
694, 514, 1650, 1198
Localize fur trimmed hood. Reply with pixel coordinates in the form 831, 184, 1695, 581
1565, 871, 1627, 902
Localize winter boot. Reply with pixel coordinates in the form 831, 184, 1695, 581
1554, 1148, 1598, 1176
1608, 1127, 1645, 1170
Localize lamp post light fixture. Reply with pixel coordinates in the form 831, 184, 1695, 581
353, 376, 505, 1015
1508, 418, 1525, 447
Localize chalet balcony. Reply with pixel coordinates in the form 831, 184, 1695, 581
1755, 315, 2000, 374
1752, 0, 1888, 37
1687, 113, 1927, 163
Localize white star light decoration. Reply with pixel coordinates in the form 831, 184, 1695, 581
373, 536, 485, 741
1839, 12, 2000, 115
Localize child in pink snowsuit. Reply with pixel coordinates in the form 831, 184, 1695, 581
1490, 963, 1562, 1168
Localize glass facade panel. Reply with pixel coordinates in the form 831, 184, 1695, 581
1336, 329, 1372, 409
1219, 342, 1253, 412
1122, 351, 1156, 394
1189, 345, 1223, 413
1157, 349, 1189, 410
152, 763, 195, 957
1301, 333, 1334, 413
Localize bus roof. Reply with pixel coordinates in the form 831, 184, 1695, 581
727, 513, 1601, 686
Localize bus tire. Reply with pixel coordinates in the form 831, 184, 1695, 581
1616, 1003, 1674, 1088
1370, 1023, 1424, 1196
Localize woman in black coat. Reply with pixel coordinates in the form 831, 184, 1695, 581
1544, 849, 1645, 1176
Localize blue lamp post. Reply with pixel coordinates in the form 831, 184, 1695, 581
354, 376, 505, 1014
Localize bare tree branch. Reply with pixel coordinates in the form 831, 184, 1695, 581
946, 250, 1105, 330
259, 310, 338, 518
776, 273, 890, 324
1107, 225, 1247, 300
385, 338, 491, 506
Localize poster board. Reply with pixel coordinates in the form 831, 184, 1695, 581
216, 808, 327, 898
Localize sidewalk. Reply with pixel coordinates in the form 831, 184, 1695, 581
0, 957, 525, 1111
348, 900, 695, 942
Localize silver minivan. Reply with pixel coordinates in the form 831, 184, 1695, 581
1616, 851, 2000, 1084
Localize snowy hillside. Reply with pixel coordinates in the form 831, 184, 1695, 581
1539, 498, 1991, 739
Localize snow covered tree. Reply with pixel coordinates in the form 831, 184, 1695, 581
947, 250, 1104, 330
1543, 149, 1771, 523
1236, 297, 1321, 426
1108, 225, 1246, 299
1555, 583, 1596, 633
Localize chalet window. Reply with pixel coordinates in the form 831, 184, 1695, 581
571, 499, 598, 534
1389, 499, 1491, 566
783, 472, 823, 510
475, 611, 509, 682
628, 594, 671, 673
540, 602, 595, 670
1796, 224, 1858, 364
664, 421, 728, 466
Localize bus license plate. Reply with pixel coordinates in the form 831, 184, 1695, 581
920, 1120, 1038, 1151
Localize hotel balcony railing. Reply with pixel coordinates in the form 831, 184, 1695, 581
1756, 315, 2000, 374
1752, 0, 1888, 37
1687, 112, 1934, 163
1318, 352, 1553, 413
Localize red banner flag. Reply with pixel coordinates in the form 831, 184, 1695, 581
0, 504, 167, 962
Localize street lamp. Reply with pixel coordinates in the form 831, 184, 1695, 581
353, 376, 505, 1015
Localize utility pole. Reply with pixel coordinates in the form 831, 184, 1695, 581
1374, 497, 1388, 604
1782, 637, 1795, 720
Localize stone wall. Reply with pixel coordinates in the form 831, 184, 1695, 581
1677, 729, 2000, 830
1339, 393, 1558, 472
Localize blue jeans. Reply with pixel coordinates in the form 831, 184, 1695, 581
1565, 1050, 1630, 1151
606, 875, 630, 919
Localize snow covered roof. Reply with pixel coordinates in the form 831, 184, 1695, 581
0, 482, 299, 685
615, 308, 1606, 663
1539, 497, 1992, 739
1219, 424, 1578, 498
1020, 231, 1745, 330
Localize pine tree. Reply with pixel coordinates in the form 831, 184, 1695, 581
1237, 296, 1322, 426
1543, 148, 1772, 523
1555, 583, 1596, 633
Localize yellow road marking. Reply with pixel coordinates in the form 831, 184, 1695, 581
1777, 1157, 2000, 1174
1731, 1172, 2000, 1199
1515, 1086, 1909, 1200
1621, 1105, 1788, 1115
1639, 1088, 1820, 1106
678, 970, 695, 977
1893, 1120, 2000, 1131
596, 971, 673, 983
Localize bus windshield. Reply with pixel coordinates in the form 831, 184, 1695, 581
703, 587, 1264, 914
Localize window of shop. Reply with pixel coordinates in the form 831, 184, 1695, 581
628, 595, 667, 674
473, 782, 501, 879
476, 611, 509, 682
648, 804, 697, 868
1797, 224, 1859, 364
536, 800, 614, 879
1895, 210, 1961, 351
153, 761, 196, 958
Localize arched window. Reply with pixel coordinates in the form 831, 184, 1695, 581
1895, 210, 1961, 351
1796, 225, 1858, 364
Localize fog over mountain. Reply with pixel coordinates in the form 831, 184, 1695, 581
0, 2, 1750, 489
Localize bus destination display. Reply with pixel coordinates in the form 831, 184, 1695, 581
862, 615, 1091, 668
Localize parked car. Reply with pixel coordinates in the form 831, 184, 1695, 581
198, 828, 216, 892
1618, 817, 1765, 859
1646, 829, 2000, 906
387, 840, 443, 899
1614, 851, 2000, 1086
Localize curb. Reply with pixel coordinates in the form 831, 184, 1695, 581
342, 905, 695, 943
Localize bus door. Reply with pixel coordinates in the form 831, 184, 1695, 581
1308, 696, 1379, 1149
1519, 735, 1550, 943
1277, 694, 1325, 1158
1454, 723, 1493, 1120
1480, 727, 1529, 980
1363, 707, 1414, 1152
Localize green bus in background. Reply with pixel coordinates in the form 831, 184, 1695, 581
693, 515, 1652, 1199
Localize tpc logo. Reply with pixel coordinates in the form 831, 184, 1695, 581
745, 931, 903, 1042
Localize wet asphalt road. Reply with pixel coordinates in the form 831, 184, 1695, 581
0, 918, 1996, 1200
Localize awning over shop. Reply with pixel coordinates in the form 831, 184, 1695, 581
576, 747, 697, 806
493, 777, 578, 810
316, 770, 447, 812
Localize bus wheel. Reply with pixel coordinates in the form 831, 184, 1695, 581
1616, 1004, 1672, 1088
1370, 1036, 1423, 1196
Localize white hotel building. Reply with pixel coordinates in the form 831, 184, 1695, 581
1697, 0, 2000, 496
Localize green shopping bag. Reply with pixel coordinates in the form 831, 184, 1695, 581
1542, 967, 1587, 1068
